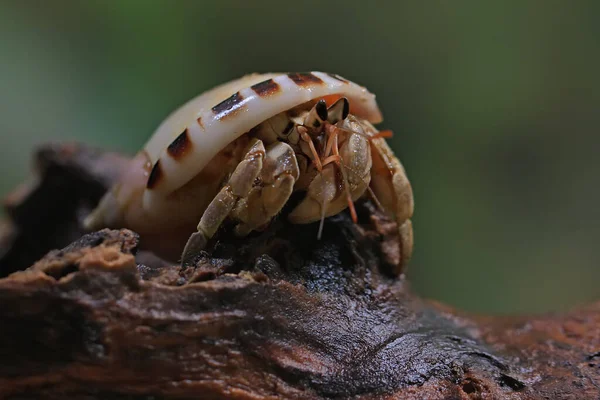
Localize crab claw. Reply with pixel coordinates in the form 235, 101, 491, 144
288, 163, 370, 226
288, 165, 339, 224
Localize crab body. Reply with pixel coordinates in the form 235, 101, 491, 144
85, 72, 414, 271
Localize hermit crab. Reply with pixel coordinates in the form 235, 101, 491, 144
84, 72, 414, 268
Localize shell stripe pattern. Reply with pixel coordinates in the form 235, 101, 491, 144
142, 71, 383, 211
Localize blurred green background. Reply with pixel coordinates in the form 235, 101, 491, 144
1, 1, 599, 314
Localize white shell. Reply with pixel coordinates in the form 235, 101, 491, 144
142, 71, 383, 210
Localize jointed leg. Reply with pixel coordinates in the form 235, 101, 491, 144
368, 137, 414, 270
181, 139, 266, 263
232, 142, 299, 236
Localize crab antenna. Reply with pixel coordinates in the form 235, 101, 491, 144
371, 129, 394, 139
317, 197, 328, 240
330, 126, 358, 224
332, 126, 393, 143
339, 160, 358, 224
367, 186, 385, 212
324, 123, 388, 223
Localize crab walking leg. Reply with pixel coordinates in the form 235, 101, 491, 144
368, 137, 414, 270
232, 142, 300, 236
181, 139, 266, 262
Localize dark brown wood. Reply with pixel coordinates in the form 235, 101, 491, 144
0, 143, 597, 399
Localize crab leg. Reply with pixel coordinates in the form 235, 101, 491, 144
181, 138, 266, 263
330, 129, 358, 223
231, 141, 299, 236
368, 137, 414, 269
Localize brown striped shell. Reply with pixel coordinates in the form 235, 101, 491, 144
142, 72, 383, 211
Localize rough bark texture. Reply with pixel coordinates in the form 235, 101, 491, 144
0, 143, 598, 399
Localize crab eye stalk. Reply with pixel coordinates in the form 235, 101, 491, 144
326, 97, 350, 124
304, 99, 328, 128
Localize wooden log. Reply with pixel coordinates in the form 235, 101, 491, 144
0, 144, 597, 399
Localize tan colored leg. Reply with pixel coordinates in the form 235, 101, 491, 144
398, 220, 414, 273
369, 137, 414, 270
181, 139, 266, 263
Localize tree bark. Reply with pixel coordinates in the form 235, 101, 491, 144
0, 143, 597, 399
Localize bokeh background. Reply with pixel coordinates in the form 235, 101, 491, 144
1, 1, 599, 314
